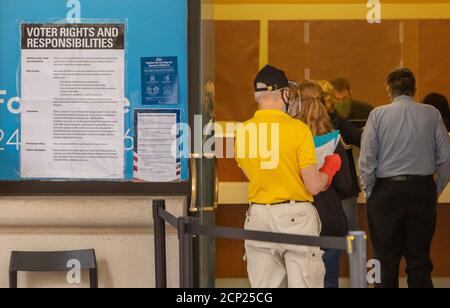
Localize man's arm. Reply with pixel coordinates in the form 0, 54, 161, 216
340, 117, 363, 147
332, 143, 353, 199
300, 165, 329, 196
297, 123, 341, 196
359, 111, 379, 199
301, 154, 342, 196
435, 113, 450, 196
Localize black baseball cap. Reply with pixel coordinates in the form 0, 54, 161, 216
254, 65, 289, 92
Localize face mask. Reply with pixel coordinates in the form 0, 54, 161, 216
288, 98, 302, 118
334, 99, 352, 118
281, 90, 290, 113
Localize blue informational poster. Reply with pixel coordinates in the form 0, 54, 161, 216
0, 0, 189, 182
141, 57, 179, 105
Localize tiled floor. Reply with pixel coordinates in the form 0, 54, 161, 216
216, 278, 450, 288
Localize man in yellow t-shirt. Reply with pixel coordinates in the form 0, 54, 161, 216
235, 65, 342, 288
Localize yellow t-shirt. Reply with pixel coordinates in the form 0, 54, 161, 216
235, 109, 317, 204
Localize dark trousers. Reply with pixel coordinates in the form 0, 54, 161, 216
323, 249, 342, 288
367, 177, 437, 288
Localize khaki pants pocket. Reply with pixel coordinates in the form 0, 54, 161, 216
286, 247, 325, 288
303, 248, 325, 288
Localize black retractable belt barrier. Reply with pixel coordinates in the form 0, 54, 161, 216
186, 224, 348, 251
152, 200, 367, 289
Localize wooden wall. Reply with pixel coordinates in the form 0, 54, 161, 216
216, 20, 450, 122
269, 20, 401, 107
419, 20, 450, 99
215, 21, 260, 122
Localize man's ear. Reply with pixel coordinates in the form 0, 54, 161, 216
386, 86, 393, 100
282, 89, 290, 102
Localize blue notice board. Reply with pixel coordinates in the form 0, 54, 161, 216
0, 0, 189, 182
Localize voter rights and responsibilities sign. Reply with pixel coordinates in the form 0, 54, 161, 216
0, 0, 190, 183
20, 23, 125, 179
21, 24, 125, 49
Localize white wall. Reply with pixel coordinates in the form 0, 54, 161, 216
0, 196, 186, 288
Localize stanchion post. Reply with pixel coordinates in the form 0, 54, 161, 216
153, 199, 167, 288
348, 231, 368, 289
178, 216, 196, 288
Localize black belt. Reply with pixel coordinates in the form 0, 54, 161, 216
251, 200, 308, 206
377, 175, 434, 183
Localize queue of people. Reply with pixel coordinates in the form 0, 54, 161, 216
235, 65, 450, 289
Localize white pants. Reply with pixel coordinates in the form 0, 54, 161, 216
244, 202, 325, 288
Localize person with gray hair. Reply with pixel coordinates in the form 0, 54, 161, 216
235, 65, 342, 288
360, 68, 450, 288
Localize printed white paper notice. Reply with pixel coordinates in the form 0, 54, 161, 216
314, 131, 341, 169
20, 23, 125, 179
134, 110, 181, 182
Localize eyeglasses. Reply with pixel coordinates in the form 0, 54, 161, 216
334, 96, 351, 103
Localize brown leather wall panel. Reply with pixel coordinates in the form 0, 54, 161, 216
268, 21, 306, 82
269, 20, 402, 106
215, 21, 260, 122
305, 21, 402, 107
402, 21, 420, 99
419, 20, 450, 105
215, 204, 248, 278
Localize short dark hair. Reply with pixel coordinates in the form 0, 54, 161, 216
330, 78, 351, 92
423, 93, 450, 131
387, 68, 416, 97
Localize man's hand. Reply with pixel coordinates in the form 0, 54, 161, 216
319, 154, 342, 190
